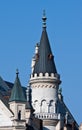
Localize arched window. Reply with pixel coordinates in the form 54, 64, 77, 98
34, 100, 39, 113
49, 100, 54, 113
41, 100, 47, 113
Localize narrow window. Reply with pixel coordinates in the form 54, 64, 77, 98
18, 110, 21, 120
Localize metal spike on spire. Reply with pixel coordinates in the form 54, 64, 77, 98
16, 68, 19, 77
42, 10, 47, 28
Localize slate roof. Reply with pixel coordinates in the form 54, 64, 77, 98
5, 81, 27, 99
58, 99, 79, 129
0, 75, 32, 110
33, 14, 57, 75
0, 91, 9, 108
9, 71, 26, 102
0, 76, 10, 96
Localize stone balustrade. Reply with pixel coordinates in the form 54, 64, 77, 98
35, 113, 58, 120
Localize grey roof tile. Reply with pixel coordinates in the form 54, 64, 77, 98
33, 29, 57, 75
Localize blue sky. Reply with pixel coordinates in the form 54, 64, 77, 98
0, 0, 82, 125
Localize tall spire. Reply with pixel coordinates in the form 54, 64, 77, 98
33, 11, 57, 75
9, 69, 26, 102
42, 10, 47, 29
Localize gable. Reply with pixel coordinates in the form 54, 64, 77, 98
0, 100, 13, 126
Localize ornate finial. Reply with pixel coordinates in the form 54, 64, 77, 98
42, 10, 47, 28
16, 69, 19, 77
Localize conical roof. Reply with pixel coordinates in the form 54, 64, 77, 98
33, 12, 57, 75
9, 70, 26, 102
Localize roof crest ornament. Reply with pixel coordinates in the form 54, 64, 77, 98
42, 10, 47, 29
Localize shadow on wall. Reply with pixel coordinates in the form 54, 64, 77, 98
43, 127, 49, 130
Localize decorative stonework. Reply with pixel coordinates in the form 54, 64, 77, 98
35, 113, 58, 120
32, 84, 56, 88
30, 72, 61, 91
31, 72, 60, 79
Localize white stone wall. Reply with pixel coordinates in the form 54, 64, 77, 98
32, 86, 58, 113
9, 102, 26, 120
30, 73, 60, 130
0, 108, 12, 126
0, 100, 13, 127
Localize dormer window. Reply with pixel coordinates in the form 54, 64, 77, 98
35, 53, 39, 60
48, 54, 54, 60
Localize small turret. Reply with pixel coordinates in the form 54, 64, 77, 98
31, 43, 39, 73
9, 69, 26, 130
31, 56, 36, 73
25, 84, 34, 126
35, 43, 39, 54
26, 84, 33, 111
58, 88, 63, 101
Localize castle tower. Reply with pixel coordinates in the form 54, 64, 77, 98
29, 11, 61, 130
9, 69, 27, 130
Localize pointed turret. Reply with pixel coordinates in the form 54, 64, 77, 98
9, 70, 26, 129
9, 69, 26, 102
33, 10, 57, 75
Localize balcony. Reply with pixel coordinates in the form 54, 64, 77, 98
35, 113, 59, 120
